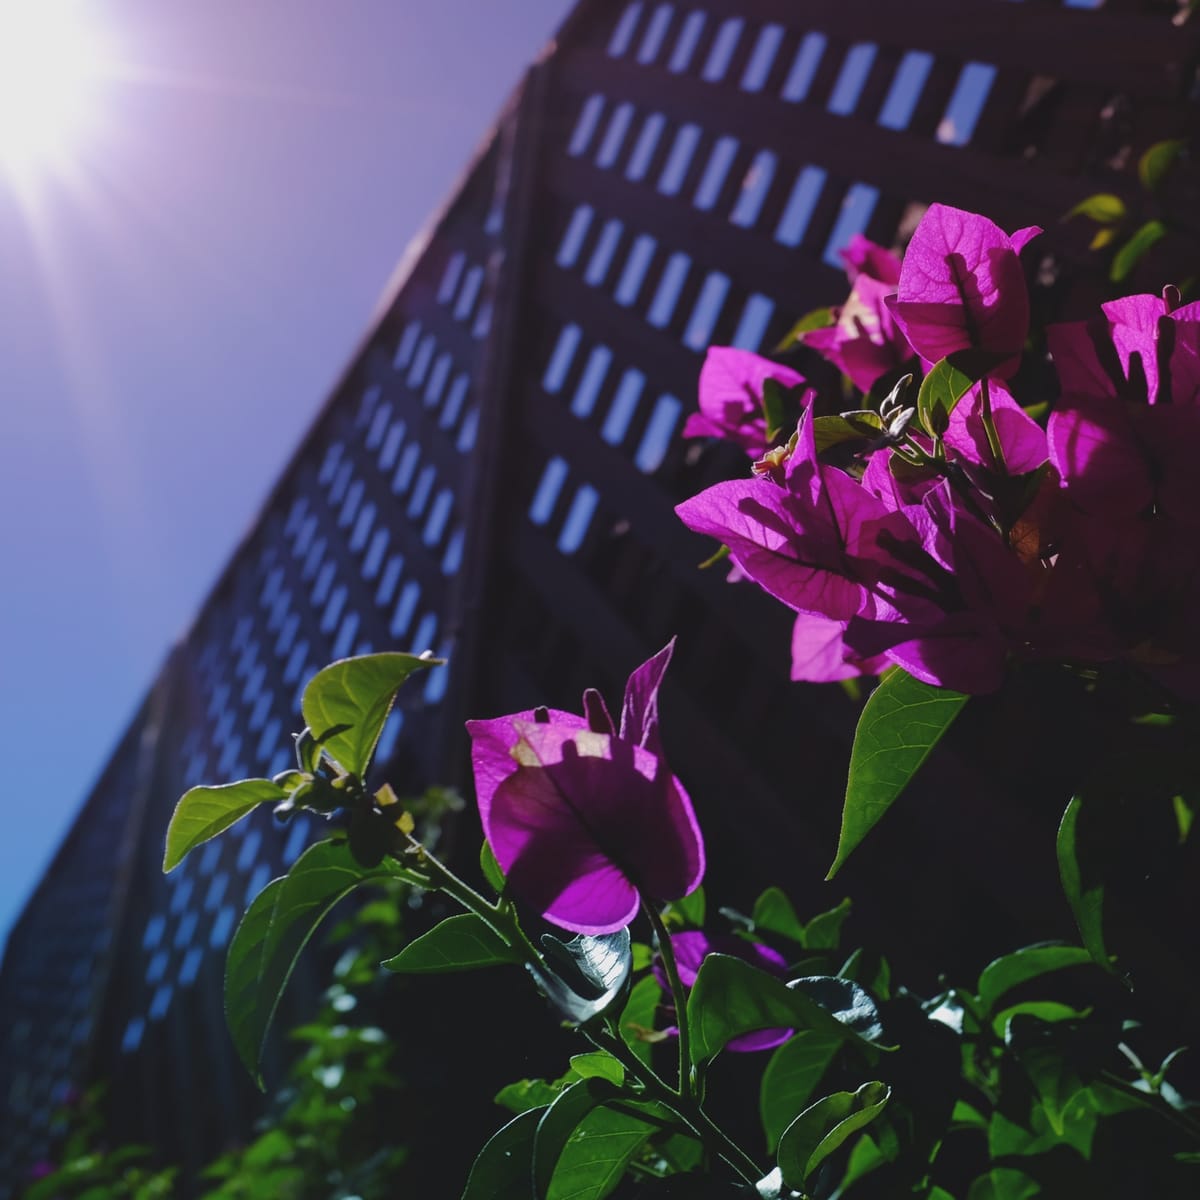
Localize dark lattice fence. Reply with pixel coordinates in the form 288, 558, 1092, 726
2, 0, 1197, 1190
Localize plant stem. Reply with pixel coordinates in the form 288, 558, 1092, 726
643, 900, 693, 1102
588, 1028, 766, 1188
979, 376, 1007, 473
396, 838, 546, 967
1099, 1071, 1200, 1142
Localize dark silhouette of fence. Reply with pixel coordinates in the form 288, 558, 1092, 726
2, 0, 1196, 1190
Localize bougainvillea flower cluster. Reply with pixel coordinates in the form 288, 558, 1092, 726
466, 641, 705, 935
677, 203, 1200, 695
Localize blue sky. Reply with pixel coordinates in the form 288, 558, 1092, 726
0, 0, 574, 949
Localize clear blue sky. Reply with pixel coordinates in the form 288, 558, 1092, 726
0, 0, 574, 949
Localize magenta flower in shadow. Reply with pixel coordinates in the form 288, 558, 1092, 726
466, 643, 705, 936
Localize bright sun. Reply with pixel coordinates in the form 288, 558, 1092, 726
0, 2, 103, 180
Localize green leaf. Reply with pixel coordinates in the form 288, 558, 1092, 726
480, 840, 506, 895
776, 306, 835, 351
568, 1052, 624, 1084
991, 1001, 1090, 1039
545, 1104, 658, 1200
828, 670, 969, 878
381, 913, 520, 974
760, 1032, 842, 1152
620, 975, 663, 1067
531, 929, 632, 1025
968, 1170, 1040, 1200
1065, 193, 1127, 225
1057, 796, 1111, 969
225, 840, 398, 1086
687, 954, 874, 1066
534, 1078, 618, 1196
812, 411, 884, 453
163, 779, 285, 872
804, 897, 852, 951
917, 356, 974, 436
461, 1107, 544, 1200
668, 885, 706, 928
976, 943, 1093, 1012
301, 651, 440, 777
752, 887, 806, 942
495, 1079, 563, 1115
761, 377, 788, 442
1139, 139, 1186, 192
1110, 219, 1167, 283
777, 1081, 891, 1188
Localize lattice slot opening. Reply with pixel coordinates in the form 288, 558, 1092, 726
634, 392, 683, 474
938, 61, 998, 146
557, 203, 595, 267
636, 3, 675, 64
571, 344, 613, 417
558, 483, 601, 556
693, 134, 740, 210
667, 10, 707, 74
625, 111, 668, 181
781, 31, 828, 102
608, 2, 644, 57
568, 93, 607, 157
878, 50, 935, 131
775, 165, 829, 246
732, 292, 776, 351
701, 16, 744, 83
741, 22, 785, 93
596, 100, 636, 169
823, 183, 881, 267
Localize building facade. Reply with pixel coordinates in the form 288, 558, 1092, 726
2, 0, 1196, 1189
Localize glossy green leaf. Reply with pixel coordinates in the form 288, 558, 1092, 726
967, 1167, 1040, 1200
381, 913, 520, 974
620, 975, 663, 1067
531, 929, 632, 1025
461, 1107, 544, 1200
1110, 219, 1167, 283
1065, 193, 1126, 224
534, 1078, 618, 1196
568, 1052, 624, 1084
777, 1081, 890, 1188
992, 1001, 1089, 1039
776, 306, 835, 351
495, 1079, 564, 1115
1139, 139, 1186, 192
164, 779, 285, 872
225, 840, 398, 1086
687, 954, 872, 1066
545, 1104, 658, 1200
804, 898, 852, 951
812, 411, 884, 453
480, 840, 506, 895
752, 887, 807, 942
1056, 796, 1111, 970
301, 651, 440, 777
668, 885, 705, 928
760, 1032, 842, 1152
976, 943, 1092, 1012
828, 670, 968, 878
917, 356, 975, 437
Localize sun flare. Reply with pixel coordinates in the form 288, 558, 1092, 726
0, 2, 104, 180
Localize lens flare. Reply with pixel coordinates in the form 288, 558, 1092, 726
0, 2, 103, 180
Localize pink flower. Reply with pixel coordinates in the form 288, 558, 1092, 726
683, 346, 806, 458
466, 644, 705, 936
888, 204, 1040, 377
